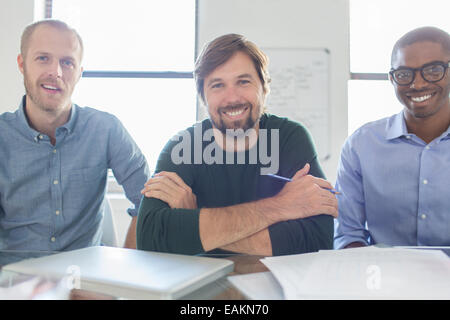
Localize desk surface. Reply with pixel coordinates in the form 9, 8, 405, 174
3, 247, 449, 300
0, 250, 267, 300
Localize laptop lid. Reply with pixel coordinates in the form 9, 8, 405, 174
3, 246, 234, 299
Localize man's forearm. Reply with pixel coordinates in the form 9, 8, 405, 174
199, 197, 282, 252
219, 228, 273, 256
123, 216, 137, 249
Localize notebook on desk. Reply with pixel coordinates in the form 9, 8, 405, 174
3, 246, 234, 299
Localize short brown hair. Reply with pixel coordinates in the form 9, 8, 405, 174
194, 34, 271, 104
21, 19, 84, 60
391, 26, 450, 66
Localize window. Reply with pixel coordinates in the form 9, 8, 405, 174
349, 0, 449, 135
51, 0, 197, 171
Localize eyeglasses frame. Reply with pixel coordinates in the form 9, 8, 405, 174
389, 60, 450, 86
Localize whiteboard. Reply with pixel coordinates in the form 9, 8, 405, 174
263, 48, 330, 160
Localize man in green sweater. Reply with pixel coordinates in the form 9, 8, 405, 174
136, 34, 338, 256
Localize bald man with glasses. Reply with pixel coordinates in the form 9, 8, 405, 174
334, 26, 450, 249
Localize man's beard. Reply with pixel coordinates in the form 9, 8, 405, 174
210, 102, 260, 135
23, 70, 67, 113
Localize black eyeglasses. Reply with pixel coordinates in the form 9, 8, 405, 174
389, 61, 450, 86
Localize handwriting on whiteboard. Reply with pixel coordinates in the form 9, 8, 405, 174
264, 48, 330, 160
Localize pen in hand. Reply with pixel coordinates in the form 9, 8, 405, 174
265, 174, 341, 195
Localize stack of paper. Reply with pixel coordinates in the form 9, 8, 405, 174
259, 247, 450, 299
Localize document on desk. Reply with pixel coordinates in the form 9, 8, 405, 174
261, 247, 450, 299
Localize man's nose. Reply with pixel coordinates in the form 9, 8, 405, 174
410, 70, 428, 89
223, 85, 241, 105
47, 60, 63, 78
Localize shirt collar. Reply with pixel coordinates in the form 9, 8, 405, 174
17, 95, 78, 140
17, 96, 41, 141
385, 111, 408, 140
60, 103, 77, 134
441, 124, 450, 140
385, 110, 450, 141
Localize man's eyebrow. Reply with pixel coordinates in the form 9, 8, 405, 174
206, 77, 223, 86
394, 60, 447, 69
237, 73, 254, 79
32, 51, 50, 56
32, 51, 76, 60
206, 73, 255, 87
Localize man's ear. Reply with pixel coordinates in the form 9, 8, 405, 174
77, 66, 84, 82
17, 54, 25, 75
388, 73, 395, 86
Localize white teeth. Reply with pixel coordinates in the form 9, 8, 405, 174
226, 109, 244, 116
411, 94, 432, 102
42, 84, 58, 90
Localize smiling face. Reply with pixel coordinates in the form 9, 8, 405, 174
18, 24, 83, 116
203, 51, 266, 134
390, 41, 450, 120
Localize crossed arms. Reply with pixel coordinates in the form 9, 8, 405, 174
137, 164, 338, 256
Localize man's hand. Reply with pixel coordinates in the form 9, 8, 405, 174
272, 163, 338, 221
141, 171, 197, 209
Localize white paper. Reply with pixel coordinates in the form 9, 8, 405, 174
261, 247, 450, 300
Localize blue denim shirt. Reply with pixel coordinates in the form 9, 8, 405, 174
0, 97, 149, 251
334, 111, 450, 249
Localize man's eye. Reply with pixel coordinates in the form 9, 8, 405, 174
425, 65, 443, 74
61, 60, 74, 68
396, 70, 412, 79
36, 56, 48, 62
238, 79, 250, 85
211, 83, 223, 89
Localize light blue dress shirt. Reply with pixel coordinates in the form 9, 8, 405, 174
0, 97, 150, 251
334, 111, 450, 249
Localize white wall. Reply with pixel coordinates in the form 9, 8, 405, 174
196, 0, 350, 184
0, 0, 36, 113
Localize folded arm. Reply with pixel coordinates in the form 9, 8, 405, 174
140, 164, 338, 255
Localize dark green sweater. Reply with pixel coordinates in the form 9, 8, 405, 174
136, 114, 333, 255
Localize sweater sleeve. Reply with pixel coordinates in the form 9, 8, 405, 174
267, 120, 334, 255
136, 129, 204, 255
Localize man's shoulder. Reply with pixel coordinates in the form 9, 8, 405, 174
261, 113, 306, 129
73, 105, 122, 128
343, 114, 396, 155
261, 113, 312, 142
0, 108, 19, 123
75, 104, 116, 119
348, 115, 392, 142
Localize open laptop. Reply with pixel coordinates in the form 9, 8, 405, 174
3, 246, 234, 299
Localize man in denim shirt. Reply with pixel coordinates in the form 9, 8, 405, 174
0, 19, 149, 251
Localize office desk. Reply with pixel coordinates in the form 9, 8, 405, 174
0, 250, 267, 300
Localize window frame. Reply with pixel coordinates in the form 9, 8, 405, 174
48, 0, 199, 186
48, 0, 199, 120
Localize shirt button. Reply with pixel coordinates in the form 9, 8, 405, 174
406, 136, 411, 139
423, 179, 428, 185
425, 146, 430, 150
39, 135, 44, 139
53, 149, 57, 153
421, 214, 427, 220
55, 210, 60, 215
51, 237, 56, 242
53, 180, 59, 185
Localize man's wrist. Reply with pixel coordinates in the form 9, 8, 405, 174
256, 196, 286, 225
